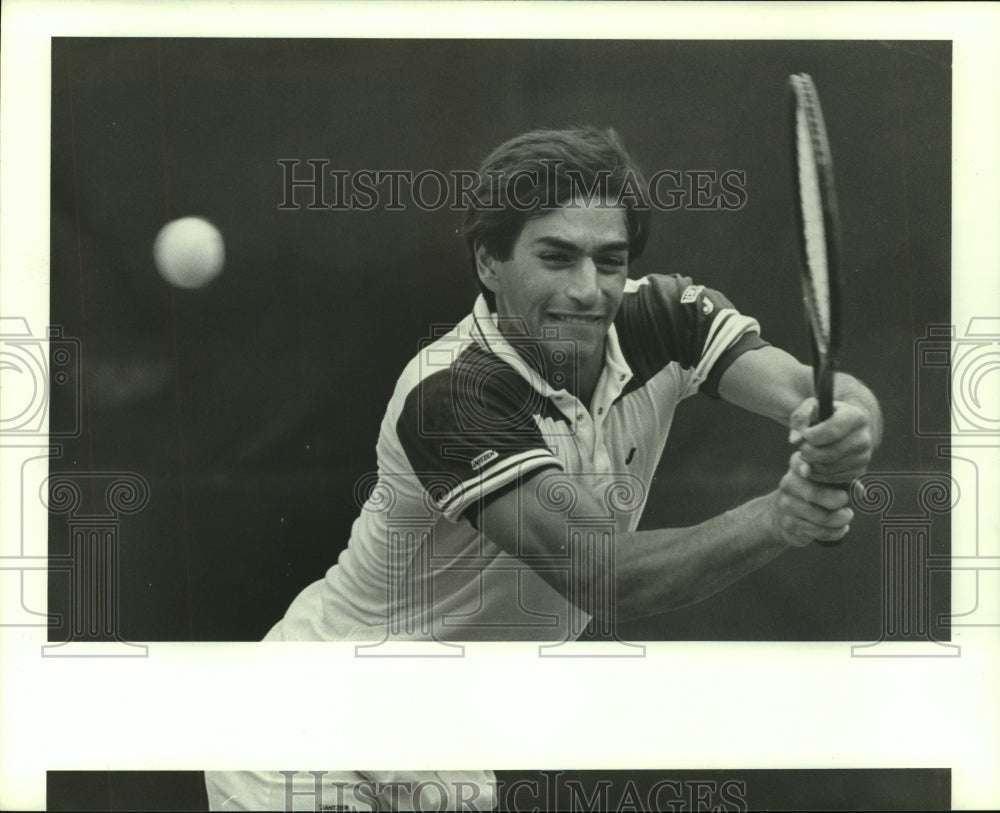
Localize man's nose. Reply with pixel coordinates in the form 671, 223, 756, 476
567, 259, 600, 306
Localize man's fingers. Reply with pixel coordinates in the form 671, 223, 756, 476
797, 429, 872, 463
773, 466, 854, 547
799, 453, 869, 483
792, 403, 873, 481
776, 490, 854, 528
777, 513, 851, 547
783, 454, 852, 508
799, 400, 868, 446
787, 397, 817, 445
780, 397, 874, 546
809, 522, 851, 543
798, 437, 870, 482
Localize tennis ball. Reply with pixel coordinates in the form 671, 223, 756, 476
153, 216, 225, 289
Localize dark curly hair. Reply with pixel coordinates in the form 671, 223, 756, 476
461, 127, 652, 309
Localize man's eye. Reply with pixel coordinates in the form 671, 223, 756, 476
598, 256, 627, 270
540, 252, 571, 264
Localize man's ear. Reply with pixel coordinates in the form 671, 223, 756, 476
475, 243, 501, 293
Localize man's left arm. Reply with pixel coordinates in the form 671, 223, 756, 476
716, 344, 883, 484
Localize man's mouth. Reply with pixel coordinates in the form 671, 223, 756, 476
548, 313, 604, 325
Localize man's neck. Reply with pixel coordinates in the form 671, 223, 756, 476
539, 340, 605, 409
575, 351, 604, 409
491, 315, 606, 408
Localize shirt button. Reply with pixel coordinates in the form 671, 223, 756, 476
577, 412, 584, 421
619, 374, 626, 381
598, 407, 604, 415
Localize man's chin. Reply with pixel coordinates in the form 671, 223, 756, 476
541, 318, 608, 337
539, 330, 605, 366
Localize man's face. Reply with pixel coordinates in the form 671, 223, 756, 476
479, 200, 630, 375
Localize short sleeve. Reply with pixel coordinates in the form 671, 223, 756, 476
394, 345, 564, 521
614, 274, 767, 398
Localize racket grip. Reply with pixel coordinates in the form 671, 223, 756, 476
815, 481, 852, 547
808, 397, 849, 547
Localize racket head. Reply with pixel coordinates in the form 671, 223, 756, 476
789, 73, 843, 422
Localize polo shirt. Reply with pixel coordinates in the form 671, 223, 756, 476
266, 273, 764, 643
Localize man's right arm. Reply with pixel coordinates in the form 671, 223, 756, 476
477, 461, 853, 623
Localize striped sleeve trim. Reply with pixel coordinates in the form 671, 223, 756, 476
436, 448, 564, 519
696, 308, 761, 379
699, 331, 770, 398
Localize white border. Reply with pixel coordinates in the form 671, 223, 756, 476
1, 2, 997, 810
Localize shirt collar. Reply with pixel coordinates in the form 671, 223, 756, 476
470, 294, 634, 404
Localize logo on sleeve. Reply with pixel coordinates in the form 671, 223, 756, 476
702, 297, 714, 314
470, 449, 500, 471
680, 284, 704, 304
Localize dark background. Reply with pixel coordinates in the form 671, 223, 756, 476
49, 39, 951, 642
48, 769, 950, 811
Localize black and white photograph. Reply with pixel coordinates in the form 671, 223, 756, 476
1, 2, 997, 811
45, 37, 948, 646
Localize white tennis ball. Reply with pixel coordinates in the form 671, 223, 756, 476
153, 216, 225, 289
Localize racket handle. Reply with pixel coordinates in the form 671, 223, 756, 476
815, 481, 852, 547
809, 384, 847, 546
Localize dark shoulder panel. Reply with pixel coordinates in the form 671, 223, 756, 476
394, 342, 564, 514
615, 274, 747, 385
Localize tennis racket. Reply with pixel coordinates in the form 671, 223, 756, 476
789, 73, 846, 546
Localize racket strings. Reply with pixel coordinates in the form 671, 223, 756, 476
793, 79, 832, 351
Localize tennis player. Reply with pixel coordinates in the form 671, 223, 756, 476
205, 127, 881, 811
